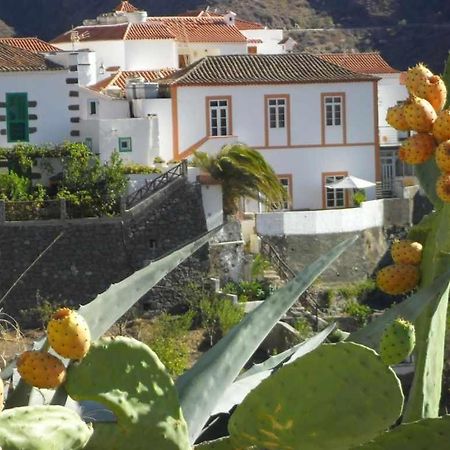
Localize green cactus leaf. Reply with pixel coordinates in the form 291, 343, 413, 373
348, 266, 450, 350
4, 228, 217, 409
355, 416, 450, 449
210, 324, 336, 416
442, 51, 450, 109
415, 159, 444, 210
403, 205, 450, 422
176, 236, 358, 443
229, 342, 404, 450
65, 337, 190, 450
0, 405, 93, 450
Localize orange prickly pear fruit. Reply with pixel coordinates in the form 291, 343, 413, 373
436, 173, 450, 203
435, 140, 450, 172
405, 63, 433, 97
399, 133, 436, 165
17, 351, 66, 389
432, 109, 450, 143
47, 308, 91, 360
391, 240, 423, 265
376, 264, 420, 296
386, 104, 410, 131
403, 96, 437, 133
424, 75, 447, 112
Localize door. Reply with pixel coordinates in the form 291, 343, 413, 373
381, 154, 394, 194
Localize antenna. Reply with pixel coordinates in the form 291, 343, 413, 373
70, 29, 90, 51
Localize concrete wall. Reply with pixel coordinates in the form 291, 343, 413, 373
125, 40, 178, 70
0, 180, 208, 326
256, 199, 413, 236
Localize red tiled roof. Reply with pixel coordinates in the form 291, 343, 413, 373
89, 69, 177, 93
52, 24, 129, 43
52, 17, 248, 44
160, 53, 378, 86
125, 22, 176, 40
115, 1, 139, 13
317, 52, 399, 74
148, 17, 247, 43
235, 19, 265, 30
247, 38, 263, 44
0, 42, 63, 72
0, 37, 60, 53
178, 9, 265, 30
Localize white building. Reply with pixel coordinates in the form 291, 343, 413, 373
317, 53, 409, 197
51, 1, 290, 75
79, 53, 380, 211
0, 41, 75, 148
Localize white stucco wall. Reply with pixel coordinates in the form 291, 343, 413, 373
200, 184, 224, 230
241, 29, 285, 54
125, 40, 178, 70
175, 81, 376, 154
377, 73, 408, 146
55, 41, 126, 73
256, 199, 385, 235
80, 117, 154, 165
0, 71, 72, 147
132, 98, 173, 162
79, 88, 130, 120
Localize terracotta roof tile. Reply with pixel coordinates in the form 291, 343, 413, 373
89, 69, 177, 94
52, 17, 247, 44
160, 53, 378, 86
0, 37, 60, 53
115, 1, 139, 13
0, 42, 63, 72
125, 22, 176, 40
52, 24, 129, 43
235, 18, 265, 30
149, 17, 247, 43
317, 52, 399, 74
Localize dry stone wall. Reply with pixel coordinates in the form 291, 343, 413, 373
0, 180, 208, 326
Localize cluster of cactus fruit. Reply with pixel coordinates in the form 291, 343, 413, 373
0, 59, 450, 449
387, 63, 450, 201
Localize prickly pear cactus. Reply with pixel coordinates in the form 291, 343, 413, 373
0, 405, 93, 450
228, 342, 404, 450
194, 437, 249, 449
379, 318, 415, 366
355, 416, 450, 449
65, 336, 191, 450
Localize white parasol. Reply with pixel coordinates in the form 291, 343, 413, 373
325, 175, 376, 190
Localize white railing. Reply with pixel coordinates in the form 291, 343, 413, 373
256, 200, 387, 235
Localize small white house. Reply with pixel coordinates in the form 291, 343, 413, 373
0, 42, 74, 148
317, 53, 409, 197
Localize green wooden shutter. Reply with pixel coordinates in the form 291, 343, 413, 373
6, 93, 29, 142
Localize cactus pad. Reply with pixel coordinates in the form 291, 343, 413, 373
358, 416, 450, 449
0, 405, 93, 450
379, 318, 416, 366
195, 437, 249, 449
65, 336, 190, 450
47, 308, 91, 360
228, 342, 404, 450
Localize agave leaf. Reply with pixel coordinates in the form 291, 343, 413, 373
210, 323, 336, 416
176, 236, 357, 443
4, 228, 218, 408
348, 266, 450, 350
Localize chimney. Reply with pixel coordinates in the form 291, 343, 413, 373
223, 11, 237, 26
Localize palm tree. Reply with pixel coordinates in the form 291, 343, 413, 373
193, 143, 286, 215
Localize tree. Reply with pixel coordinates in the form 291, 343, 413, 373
193, 143, 286, 215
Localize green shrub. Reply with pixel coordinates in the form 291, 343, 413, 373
337, 279, 376, 300
293, 317, 314, 341
122, 163, 161, 174
323, 288, 336, 309
223, 280, 273, 302
250, 254, 271, 279
352, 189, 366, 206
344, 301, 372, 326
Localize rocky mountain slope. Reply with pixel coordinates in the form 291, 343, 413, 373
0, 0, 449, 71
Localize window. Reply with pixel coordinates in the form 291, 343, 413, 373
325, 174, 345, 208
118, 137, 132, 152
6, 93, 29, 142
209, 99, 230, 136
324, 96, 342, 126
88, 100, 98, 116
278, 176, 291, 210
84, 137, 93, 151
268, 98, 286, 129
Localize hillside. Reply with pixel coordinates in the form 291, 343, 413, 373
1, 0, 450, 71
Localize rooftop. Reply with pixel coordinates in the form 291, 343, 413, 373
159, 53, 378, 86
115, 1, 139, 13
0, 42, 63, 72
89, 69, 177, 94
317, 52, 399, 74
0, 37, 61, 53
